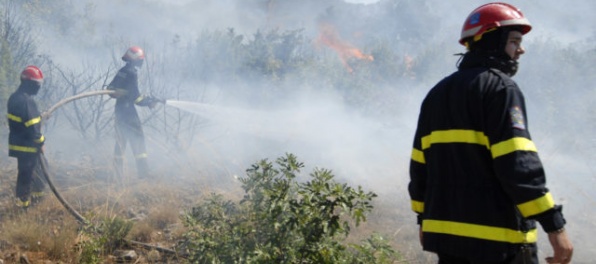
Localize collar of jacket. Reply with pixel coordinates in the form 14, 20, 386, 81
457, 51, 519, 77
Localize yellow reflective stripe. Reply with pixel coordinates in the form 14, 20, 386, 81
491, 137, 537, 158
24, 116, 41, 127
16, 199, 30, 207
421, 130, 490, 150
411, 200, 424, 213
7, 114, 42, 127
423, 219, 537, 243
517, 192, 555, 218
420, 130, 538, 159
32, 192, 46, 197
9, 145, 38, 153
34, 135, 45, 143
134, 95, 144, 104
7, 113, 22, 122
411, 148, 425, 164
135, 153, 148, 159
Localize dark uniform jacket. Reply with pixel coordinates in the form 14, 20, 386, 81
7, 87, 45, 157
408, 52, 566, 262
107, 63, 154, 126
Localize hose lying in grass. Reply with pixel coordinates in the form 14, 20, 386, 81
39, 90, 179, 257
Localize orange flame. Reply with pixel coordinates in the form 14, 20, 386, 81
316, 22, 373, 73
404, 54, 416, 79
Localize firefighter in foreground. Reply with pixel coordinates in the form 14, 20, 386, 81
7, 65, 47, 208
408, 3, 573, 264
107, 46, 160, 179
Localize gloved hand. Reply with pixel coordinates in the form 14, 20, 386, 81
108, 88, 127, 98
41, 111, 51, 120
148, 97, 165, 109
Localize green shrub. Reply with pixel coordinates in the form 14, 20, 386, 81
178, 153, 402, 263
77, 216, 133, 263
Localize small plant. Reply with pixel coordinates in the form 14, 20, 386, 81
77, 216, 133, 263
349, 232, 401, 263
178, 153, 401, 263
77, 235, 103, 264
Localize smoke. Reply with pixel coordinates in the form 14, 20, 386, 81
13, 0, 596, 262
343, 0, 381, 4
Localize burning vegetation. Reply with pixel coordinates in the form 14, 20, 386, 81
316, 21, 374, 73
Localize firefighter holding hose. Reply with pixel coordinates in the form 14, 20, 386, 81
7, 65, 47, 208
107, 46, 161, 179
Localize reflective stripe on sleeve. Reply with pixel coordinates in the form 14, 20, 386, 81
411, 148, 425, 164
7, 114, 22, 122
422, 219, 537, 243
411, 200, 424, 213
134, 95, 144, 104
516, 192, 555, 218
9, 145, 38, 153
491, 137, 537, 159
34, 135, 45, 144
24, 116, 41, 127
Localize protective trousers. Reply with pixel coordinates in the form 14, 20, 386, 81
16, 154, 47, 203
437, 243, 538, 264
113, 117, 149, 178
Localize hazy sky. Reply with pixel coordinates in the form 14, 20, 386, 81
343, 0, 381, 4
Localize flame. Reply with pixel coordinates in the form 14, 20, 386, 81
316, 22, 373, 73
404, 54, 413, 72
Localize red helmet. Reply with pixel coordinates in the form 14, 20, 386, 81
459, 2, 532, 46
122, 46, 145, 62
20, 65, 44, 83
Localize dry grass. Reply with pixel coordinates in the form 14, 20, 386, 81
0, 155, 214, 263
147, 203, 180, 230
128, 221, 154, 243
1, 197, 80, 261
0, 155, 427, 263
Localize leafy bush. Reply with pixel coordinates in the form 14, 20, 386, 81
77, 216, 133, 263
178, 153, 401, 263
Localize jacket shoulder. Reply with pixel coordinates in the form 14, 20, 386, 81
486, 68, 518, 88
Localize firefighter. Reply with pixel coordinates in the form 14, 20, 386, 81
408, 3, 573, 264
7, 65, 47, 208
107, 46, 160, 179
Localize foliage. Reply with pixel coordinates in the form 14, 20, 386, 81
77, 216, 133, 263
0, 2, 40, 118
178, 154, 402, 263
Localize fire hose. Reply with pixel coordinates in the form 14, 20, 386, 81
39, 90, 178, 256
41, 89, 116, 119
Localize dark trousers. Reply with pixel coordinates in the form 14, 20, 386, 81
438, 244, 538, 264
114, 119, 149, 178
16, 154, 46, 202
